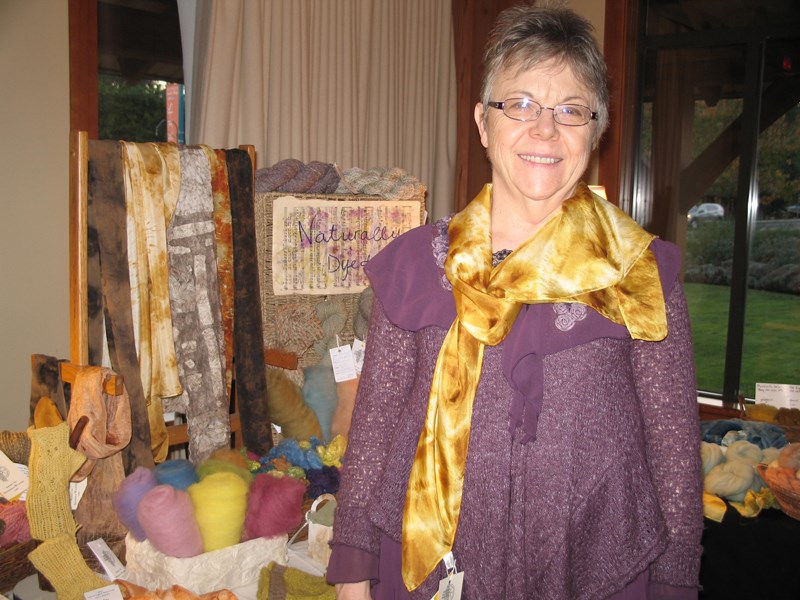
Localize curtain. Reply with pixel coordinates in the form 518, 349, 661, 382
183, 0, 456, 221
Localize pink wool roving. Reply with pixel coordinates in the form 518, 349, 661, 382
188, 471, 250, 552
136, 484, 204, 558
112, 466, 158, 541
242, 473, 307, 541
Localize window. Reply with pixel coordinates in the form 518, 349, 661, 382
633, 1, 800, 401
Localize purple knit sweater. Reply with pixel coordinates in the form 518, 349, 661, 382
328, 220, 703, 600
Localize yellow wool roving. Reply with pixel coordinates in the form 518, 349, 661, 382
188, 471, 250, 552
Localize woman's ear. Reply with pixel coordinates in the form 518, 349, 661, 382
474, 102, 489, 149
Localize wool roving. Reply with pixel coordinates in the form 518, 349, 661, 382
762, 447, 780, 465
725, 440, 763, 465
242, 472, 306, 541
210, 447, 250, 470
197, 458, 254, 485
112, 466, 158, 540
778, 442, 800, 470
188, 471, 250, 552
700, 442, 724, 475
306, 466, 341, 499
136, 484, 203, 557
704, 459, 755, 502
154, 459, 199, 490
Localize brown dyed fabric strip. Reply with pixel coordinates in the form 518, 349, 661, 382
166, 146, 229, 462
88, 139, 154, 471
121, 142, 180, 463
202, 146, 235, 402
227, 149, 272, 455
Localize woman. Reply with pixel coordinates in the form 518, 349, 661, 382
327, 5, 703, 599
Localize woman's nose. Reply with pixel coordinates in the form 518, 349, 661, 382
528, 108, 557, 137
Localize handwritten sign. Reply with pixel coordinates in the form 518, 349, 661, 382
755, 382, 800, 409
271, 196, 422, 295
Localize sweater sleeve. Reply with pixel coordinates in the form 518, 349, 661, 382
328, 296, 418, 567
630, 280, 703, 593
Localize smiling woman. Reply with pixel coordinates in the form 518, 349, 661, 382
327, 5, 703, 600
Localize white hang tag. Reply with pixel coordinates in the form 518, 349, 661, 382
70, 477, 89, 510
87, 538, 127, 580
84, 584, 124, 600
330, 344, 358, 382
0, 450, 28, 501
436, 571, 464, 600
352, 338, 366, 375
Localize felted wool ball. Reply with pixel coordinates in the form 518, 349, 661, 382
188, 471, 250, 552
700, 442, 725, 475
725, 440, 763, 465
705, 459, 755, 503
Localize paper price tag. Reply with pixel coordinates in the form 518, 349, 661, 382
70, 477, 89, 510
352, 338, 366, 375
85, 584, 124, 600
0, 450, 28, 501
88, 538, 127, 580
330, 345, 357, 382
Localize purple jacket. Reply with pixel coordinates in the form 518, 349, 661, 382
329, 220, 703, 599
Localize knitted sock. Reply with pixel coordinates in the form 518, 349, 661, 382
28, 533, 108, 600
26, 422, 86, 540
257, 562, 335, 600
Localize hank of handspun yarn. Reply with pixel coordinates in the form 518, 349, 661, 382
155, 459, 198, 490
189, 471, 250, 552
137, 484, 203, 558
197, 458, 254, 485
705, 459, 755, 503
700, 442, 725, 475
112, 466, 158, 540
725, 440, 763, 465
242, 473, 306, 541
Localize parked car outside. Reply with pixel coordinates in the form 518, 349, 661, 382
687, 202, 724, 227
784, 204, 800, 218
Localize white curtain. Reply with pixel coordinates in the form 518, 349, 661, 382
182, 0, 456, 220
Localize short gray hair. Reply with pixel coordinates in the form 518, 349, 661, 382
480, 4, 609, 144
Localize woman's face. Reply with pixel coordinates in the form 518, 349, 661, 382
475, 58, 596, 213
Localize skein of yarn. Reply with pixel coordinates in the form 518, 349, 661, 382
705, 460, 755, 503
242, 473, 306, 541
0, 500, 31, 546
155, 459, 199, 490
700, 442, 725, 475
725, 440, 763, 465
112, 466, 158, 540
189, 471, 250, 552
137, 484, 204, 558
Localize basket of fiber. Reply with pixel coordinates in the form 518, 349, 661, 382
757, 443, 800, 521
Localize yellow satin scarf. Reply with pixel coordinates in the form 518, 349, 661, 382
401, 182, 668, 591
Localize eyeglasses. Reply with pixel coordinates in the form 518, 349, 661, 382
487, 97, 598, 126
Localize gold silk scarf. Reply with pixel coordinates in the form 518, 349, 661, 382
401, 182, 668, 591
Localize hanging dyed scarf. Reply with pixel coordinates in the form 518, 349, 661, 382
401, 182, 668, 591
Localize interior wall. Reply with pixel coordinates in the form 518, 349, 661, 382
0, 1, 71, 431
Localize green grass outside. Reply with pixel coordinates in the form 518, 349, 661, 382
684, 282, 800, 398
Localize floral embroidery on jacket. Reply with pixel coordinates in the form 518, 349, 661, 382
553, 302, 588, 331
